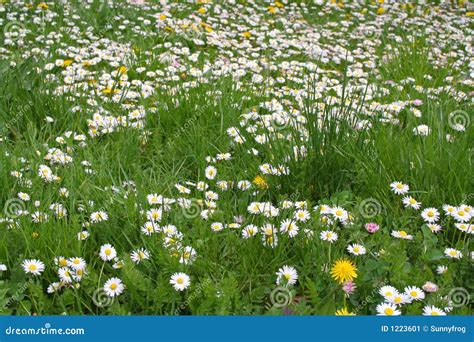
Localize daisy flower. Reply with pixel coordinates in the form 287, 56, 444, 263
404, 286, 425, 301
147, 208, 163, 222
402, 196, 421, 209
388, 292, 411, 305
421, 207, 440, 223
376, 303, 401, 316
99, 244, 117, 261
436, 265, 448, 274
453, 207, 470, 222
422, 282, 438, 293
331, 207, 348, 222
210, 222, 224, 232
427, 223, 442, 233
90, 211, 108, 223
422, 305, 446, 316
104, 277, 124, 297
147, 193, 162, 205
365, 222, 379, 233
67, 257, 86, 270
455, 223, 471, 233
320, 230, 338, 243
276, 265, 298, 286
280, 219, 299, 238
205, 165, 217, 180
242, 225, 258, 238
390, 181, 409, 195
294, 209, 310, 222
77, 230, 90, 240
58, 267, 73, 283
391, 230, 413, 240
130, 248, 150, 264
22, 259, 45, 276
170, 272, 190, 291
442, 204, 456, 216
459, 205, 472, 217
342, 281, 357, 295
141, 221, 159, 235
347, 244, 366, 256
18, 192, 30, 201
379, 286, 398, 301
47, 282, 63, 294
444, 248, 462, 259
179, 246, 197, 265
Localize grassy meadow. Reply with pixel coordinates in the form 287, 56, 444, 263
0, 0, 472, 316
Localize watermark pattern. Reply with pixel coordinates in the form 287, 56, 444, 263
4, 278, 34, 308
5, 323, 85, 336
448, 110, 470, 132
92, 288, 114, 307
174, 278, 211, 315
0, 102, 29, 136
352, 282, 386, 314
181, 200, 202, 219
3, 199, 26, 219
165, 106, 207, 148
3, 21, 25, 42
448, 287, 470, 308
358, 198, 382, 219
269, 286, 293, 308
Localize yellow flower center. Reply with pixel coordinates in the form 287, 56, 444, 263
384, 308, 394, 315
177, 278, 184, 284
28, 264, 37, 271
110, 283, 117, 290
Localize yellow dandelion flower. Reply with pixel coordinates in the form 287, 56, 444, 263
62, 59, 73, 67
275, 1, 284, 8
102, 88, 119, 94
242, 31, 251, 38
253, 175, 268, 190
38, 3, 48, 9
377, 7, 385, 15
117, 66, 128, 74
335, 307, 355, 316
467, 12, 474, 17
330, 258, 357, 284
267, 6, 276, 14
159, 14, 167, 20
197, 7, 206, 14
